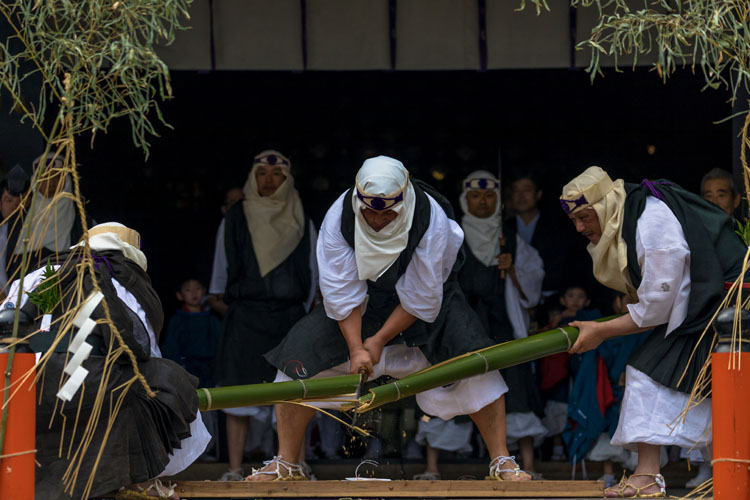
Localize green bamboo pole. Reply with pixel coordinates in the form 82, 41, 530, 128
197, 374, 361, 411
356, 315, 621, 413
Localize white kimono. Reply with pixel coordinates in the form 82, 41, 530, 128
612, 197, 712, 449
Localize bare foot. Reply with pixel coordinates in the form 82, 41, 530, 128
604, 473, 665, 498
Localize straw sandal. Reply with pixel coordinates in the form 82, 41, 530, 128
245, 455, 309, 481
486, 455, 531, 481
604, 473, 666, 498
115, 479, 178, 499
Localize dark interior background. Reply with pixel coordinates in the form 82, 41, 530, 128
4, 67, 733, 316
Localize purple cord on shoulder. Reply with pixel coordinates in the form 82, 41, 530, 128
640, 179, 671, 201
92, 255, 114, 275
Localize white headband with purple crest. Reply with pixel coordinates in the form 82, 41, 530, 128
464, 177, 500, 191
355, 160, 410, 211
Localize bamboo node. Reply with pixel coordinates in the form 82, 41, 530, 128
200, 388, 212, 411
559, 328, 572, 349
473, 352, 490, 373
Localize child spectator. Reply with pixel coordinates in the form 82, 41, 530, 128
161, 278, 221, 388
560, 285, 600, 324
540, 285, 601, 461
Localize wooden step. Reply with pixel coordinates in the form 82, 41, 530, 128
172, 479, 604, 498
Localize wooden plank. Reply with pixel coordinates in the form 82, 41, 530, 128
173, 479, 604, 498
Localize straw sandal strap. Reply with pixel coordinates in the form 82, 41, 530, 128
605, 473, 666, 498
248, 455, 308, 481
487, 455, 526, 480
116, 479, 176, 499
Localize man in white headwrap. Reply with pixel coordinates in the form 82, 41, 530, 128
7, 153, 76, 269
254, 156, 531, 482
560, 167, 745, 497
452, 170, 546, 477
3, 222, 210, 500
210, 150, 318, 481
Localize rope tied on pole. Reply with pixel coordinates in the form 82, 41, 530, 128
711, 458, 750, 470
0, 448, 36, 459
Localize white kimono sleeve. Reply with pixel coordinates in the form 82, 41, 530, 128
395, 195, 463, 323
317, 193, 368, 321
208, 219, 228, 295
626, 197, 691, 335
504, 234, 545, 339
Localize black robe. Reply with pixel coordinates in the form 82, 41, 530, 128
265, 180, 493, 383
20, 249, 199, 500
215, 203, 312, 386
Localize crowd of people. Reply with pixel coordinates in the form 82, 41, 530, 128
0, 152, 743, 498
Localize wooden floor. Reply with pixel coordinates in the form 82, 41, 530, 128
172, 479, 604, 499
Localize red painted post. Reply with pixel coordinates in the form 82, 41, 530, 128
712, 307, 750, 500
0, 349, 36, 500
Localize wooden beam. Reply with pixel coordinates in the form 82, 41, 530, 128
171, 479, 604, 498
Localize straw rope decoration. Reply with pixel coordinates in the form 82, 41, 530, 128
0, 1, 192, 498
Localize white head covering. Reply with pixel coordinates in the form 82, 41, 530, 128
560, 166, 636, 299
352, 156, 416, 281
84, 222, 148, 271
459, 170, 502, 267
21, 152, 75, 254
242, 150, 305, 277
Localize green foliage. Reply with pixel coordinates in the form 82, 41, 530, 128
521, 0, 750, 107
26, 261, 60, 314
736, 218, 750, 247
0, 0, 192, 155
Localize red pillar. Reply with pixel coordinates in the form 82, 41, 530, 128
0, 351, 36, 500
712, 306, 750, 500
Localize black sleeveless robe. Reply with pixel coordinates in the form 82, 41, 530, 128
215, 203, 312, 386
20, 250, 199, 500
265, 180, 493, 379
458, 229, 543, 415
621, 181, 746, 394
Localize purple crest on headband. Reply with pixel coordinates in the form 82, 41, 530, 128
254, 154, 289, 167
464, 178, 500, 190
356, 189, 404, 211
560, 194, 588, 214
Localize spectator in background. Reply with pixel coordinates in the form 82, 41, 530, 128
508, 173, 567, 296
456, 170, 546, 478
540, 284, 601, 462
0, 165, 29, 295
7, 153, 77, 278
212, 150, 318, 482
161, 278, 221, 389
162, 277, 222, 463
207, 186, 244, 317
564, 291, 649, 487
701, 168, 741, 218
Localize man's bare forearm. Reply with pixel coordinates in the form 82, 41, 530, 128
371, 304, 417, 345
338, 305, 364, 352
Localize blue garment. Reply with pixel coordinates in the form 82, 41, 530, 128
563, 329, 652, 463
161, 309, 221, 388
